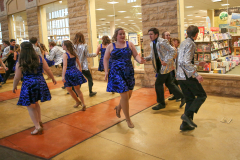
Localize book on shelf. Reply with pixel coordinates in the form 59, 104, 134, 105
196, 44, 211, 52
194, 54, 198, 61
198, 54, 204, 61
204, 54, 211, 61
195, 61, 211, 71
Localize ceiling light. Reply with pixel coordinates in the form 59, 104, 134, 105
140, 21, 142, 22
108, 15, 115, 17
131, 23, 136, 24
118, 11, 126, 13
138, 18, 142, 19
195, 16, 201, 17
187, 15, 193, 16
124, 16, 131, 18
59, 1, 62, 3
200, 21, 205, 22
115, 19, 121, 21
128, 20, 134, 21
185, 6, 194, 8
96, 25, 101, 26
124, 24, 128, 25
189, 22, 193, 23
121, 22, 125, 23
96, 8, 105, 10
136, 13, 142, 15
114, 24, 118, 25
99, 18, 106, 20
221, 4, 229, 6
107, 2, 119, 4
132, 5, 141, 7
188, 19, 193, 20
199, 10, 207, 12
212, 0, 222, 2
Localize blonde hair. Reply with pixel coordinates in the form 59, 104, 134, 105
112, 28, 124, 42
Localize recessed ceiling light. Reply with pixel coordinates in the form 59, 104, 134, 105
96, 25, 101, 26
199, 10, 207, 12
108, 15, 115, 17
59, 1, 62, 3
124, 24, 128, 25
188, 19, 193, 20
99, 18, 106, 20
187, 15, 193, 16
200, 21, 205, 22
221, 4, 229, 6
195, 16, 201, 17
114, 24, 118, 25
136, 13, 142, 15
131, 23, 136, 24
212, 0, 222, 2
132, 5, 141, 7
107, 2, 119, 4
118, 11, 126, 13
185, 6, 194, 8
124, 16, 131, 18
140, 21, 142, 22
189, 22, 193, 23
96, 8, 105, 10
138, 18, 142, 19
121, 22, 125, 23
115, 19, 121, 21
128, 20, 134, 21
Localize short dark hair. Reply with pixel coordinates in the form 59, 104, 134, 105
49, 42, 56, 47
3, 40, 10, 46
187, 25, 199, 38
10, 39, 15, 42
148, 28, 159, 37
29, 37, 38, 44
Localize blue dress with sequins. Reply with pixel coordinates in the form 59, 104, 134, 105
107, 41, 135, 93
64, 52, 87, 87
12, 52, 19, 71
0, 74, 3, 82
17, 56, 51, 106
98, 44, 112, 71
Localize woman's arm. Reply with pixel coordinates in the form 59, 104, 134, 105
95, 45, 101, 55
62, 53, 68, 83
103, 44, 112, 81
85, 45, 97, 57
76, 57, 82, 72
13, 52, 17, 60
42, 58, 57, 84
13, 63, 22, 93
129, 42, 145, 64
0, 58, 7, 70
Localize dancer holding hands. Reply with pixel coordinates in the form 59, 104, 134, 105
104, 28, 145, 128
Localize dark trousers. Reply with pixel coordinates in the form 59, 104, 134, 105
178, 77, 207, 120
82, 70, 93, 93
169, 70, 179, 94
155, 72, 184, 106
4, 54, 15, 83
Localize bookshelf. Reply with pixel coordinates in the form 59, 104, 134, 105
194, 32, 232, 73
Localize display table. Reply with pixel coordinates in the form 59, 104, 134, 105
234, 46, 240, 55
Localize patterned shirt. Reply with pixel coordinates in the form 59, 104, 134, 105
32, 44, 42, 56
46, 46, 64, 65
2, 46, 10, 62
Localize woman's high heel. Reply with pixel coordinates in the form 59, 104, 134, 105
73, 101, 82, 108
114, 106, 121, 118
39, 122, 43, 128
31, 127, 43, 135
81, 105, 86, 111
126, 120, 134, 128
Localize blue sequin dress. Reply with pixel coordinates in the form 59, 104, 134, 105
107, 41, 135, 93
44, 55, 55, 67
17, 56, 51, 106
0, 74, 3, 82
64, 52, 87, 87
98, 44, 112, 71
12, 52, 19, 71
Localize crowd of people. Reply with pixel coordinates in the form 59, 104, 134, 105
0, 25, 206, 134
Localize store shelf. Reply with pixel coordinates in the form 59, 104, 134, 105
211, 39, 232, 42
195, 52, 211, 53
197, 70, 210, 73
211, 47, 229, 52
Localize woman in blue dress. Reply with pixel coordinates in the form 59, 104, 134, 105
13, 42, 57, 135
12, 44, 20, 71
0, 58, 8, 87
104, 28, 145, 128
96, 36, 111, 71
62, 40, 87, 110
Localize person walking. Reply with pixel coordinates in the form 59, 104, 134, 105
73, 32, 97, 97
96, 36, 111, 71
176, 25, 207, 131
144, 28, 185, 110
13, 42, 57, 135
62, 40, 87, 110
104, 28, 145, 128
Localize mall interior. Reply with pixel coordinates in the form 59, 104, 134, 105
0, 0, 240, 159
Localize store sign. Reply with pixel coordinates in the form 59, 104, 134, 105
219, 12, 228, 21
210, 27, 219, 31
230, 13, 240, 26
198, 26, 204, 35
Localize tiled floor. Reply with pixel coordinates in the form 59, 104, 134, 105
0, 76, 240, 160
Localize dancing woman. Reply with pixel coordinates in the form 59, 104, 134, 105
104, 28, 145, 128
96, 36, 111, 71
13, 42, 56, 135
13, 44, 20, 71
0, 58, 8, 87
62, 40, 87, 110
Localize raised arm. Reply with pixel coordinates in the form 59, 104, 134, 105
129, 42, 145, 64
85, 45, 97, 57
42, 58, 57, 84
13, 63, 22, 93
95, 45, 101, 55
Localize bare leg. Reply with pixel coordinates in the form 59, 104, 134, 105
66, 87, 81, 108
115, 90, 133, 118
120, 91, 134, 128
27, 104, 42, 134
74, 85, 86, 111
35, 102, 41, 122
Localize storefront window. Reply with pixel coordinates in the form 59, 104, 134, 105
40, 0, 69, 47
9, 11, 29, 44
94, 0, 143, 69
183, 0, 240, 75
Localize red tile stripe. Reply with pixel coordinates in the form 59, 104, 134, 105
0, 88, 171, 159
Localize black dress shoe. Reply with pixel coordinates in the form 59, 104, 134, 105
179, 98, 186, 108
180, 123, 195, 131
152, 104, 165, 110
168, 96, 176, 101
89, 92, 97, 97
176, 98, 181, 102
62, 86, 65, 89
181, 114, 197, 128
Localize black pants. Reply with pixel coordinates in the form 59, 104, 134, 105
4, 54, 15, 83
169, 70, 179, 94
178, 77, 207, 120
82, 70, 93, 93
155, 72, 184, 106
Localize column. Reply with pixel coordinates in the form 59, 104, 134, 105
110, 21, 115, 37
39, 7, 49, 50
0, 16, 10, 40
26, 7, 41, 40
207, 9, 214, 28
178, 0, 185, 42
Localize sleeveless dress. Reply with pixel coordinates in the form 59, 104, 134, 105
44, 55, 55, 67
107, 41, 135, 93
17, 56, 51, 106
0, 74, 3, 82
12, 52, 19, 71
98, 44, 112, 71
64, 52, 87, 87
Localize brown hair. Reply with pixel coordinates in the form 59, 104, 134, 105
40, 43, 48, 52
112, 28, 124, 42
15, 44, 21, 53
63, 40, 79, 60
148, 28, 159, 37
49, 42, 56, 47
162, 31, 173, 46
187, 25, 199, 38
19, 42, 39, 74
172, 38, 180, 44
102, 36, 111, 45
74, 32, 85, 46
